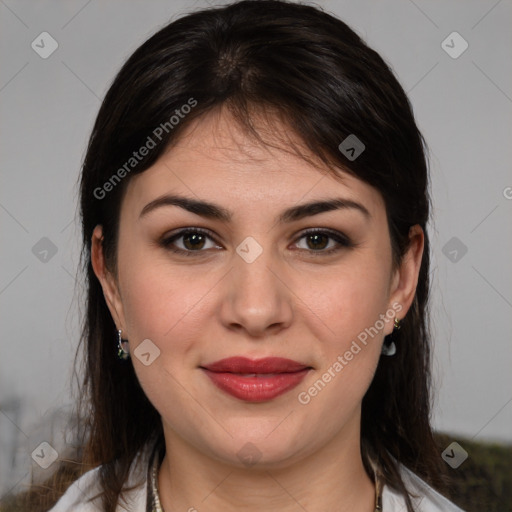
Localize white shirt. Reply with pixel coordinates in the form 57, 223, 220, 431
48, 444, 465, 512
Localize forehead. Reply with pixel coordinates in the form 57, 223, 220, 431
122, 108, 386, 221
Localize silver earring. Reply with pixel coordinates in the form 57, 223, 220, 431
381, 317, 400, 356
117, 329, 130, 360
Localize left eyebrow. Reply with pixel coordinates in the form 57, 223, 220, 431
138, 194, 371, 222
278, 198, 371, 222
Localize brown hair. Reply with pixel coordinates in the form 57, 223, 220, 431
1, 1, 453, 511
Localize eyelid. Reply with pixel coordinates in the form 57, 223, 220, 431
164, 226, 217, 241
161, 227, 222, 251
295, 227, 352, 244
292, 227, 354, 255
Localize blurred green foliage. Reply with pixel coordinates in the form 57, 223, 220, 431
434, 432, 512, 512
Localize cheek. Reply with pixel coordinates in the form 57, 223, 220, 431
293, 254, 391, 407
116, 253, 209, 419
116, 246, 233, 404
300, 255, 389, 412
118, 244, 205, 339
294, 269, 387, 429
300, 257, 391, 347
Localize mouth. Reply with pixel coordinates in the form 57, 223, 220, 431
200, 357, 313, 402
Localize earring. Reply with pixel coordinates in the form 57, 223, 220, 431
381, 317, 401, 356
117, 329, 130, 360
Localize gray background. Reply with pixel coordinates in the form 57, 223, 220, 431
1, 0, 511, 497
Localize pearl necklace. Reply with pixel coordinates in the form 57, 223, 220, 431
149, 452, 164, 512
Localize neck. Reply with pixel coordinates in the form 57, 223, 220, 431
157, 417, 376, 512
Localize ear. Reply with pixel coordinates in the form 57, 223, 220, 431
90, 225, 126, 332
384, 224, 424, 335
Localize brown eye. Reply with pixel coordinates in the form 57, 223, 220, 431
305, 233, 329, 250
294, 229, 354, 255
182, 232, 207, 250
161, 228, 221, 256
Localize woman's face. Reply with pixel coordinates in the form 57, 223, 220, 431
93, 109, 423, 469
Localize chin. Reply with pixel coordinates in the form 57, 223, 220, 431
207, 433, 308, 471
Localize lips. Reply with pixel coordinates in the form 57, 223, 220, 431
202, 356, 309, 374
200, 357, 312, 402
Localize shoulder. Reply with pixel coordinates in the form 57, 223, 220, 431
47, 445, 151, 512
382, 463, 466, 512
47, 465, 104, 512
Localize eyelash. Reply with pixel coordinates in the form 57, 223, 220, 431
160, 227, 354, 257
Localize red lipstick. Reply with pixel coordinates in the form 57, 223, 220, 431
201, 357, 311, 402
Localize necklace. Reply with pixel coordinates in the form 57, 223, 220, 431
149, 452, 164, 512
148, 447, 383, 512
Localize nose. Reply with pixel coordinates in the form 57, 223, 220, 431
218, 238, 293, 338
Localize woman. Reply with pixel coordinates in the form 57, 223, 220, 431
12, 1, 466, 511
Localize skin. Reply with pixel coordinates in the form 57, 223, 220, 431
91, 107, 424, 512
